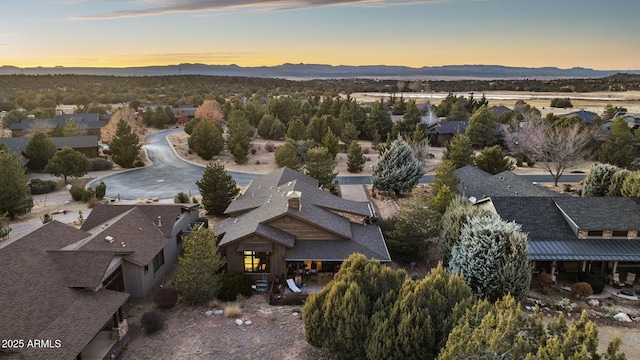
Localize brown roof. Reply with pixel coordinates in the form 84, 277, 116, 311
47, 250, 116, 288
81, 203, 192, 237
0, 221, 129, 359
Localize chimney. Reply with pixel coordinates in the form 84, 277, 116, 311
157, 216, 162, 227
286, 191, 302, 211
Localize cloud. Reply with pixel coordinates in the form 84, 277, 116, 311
74, 0, 437, 20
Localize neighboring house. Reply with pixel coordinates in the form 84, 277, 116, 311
489, 105, 511, 118
561, 109, 599, 125
426, 120, 468, 145
0, 221, 129, 359
79, 203, 201, 298
215, 168, 390, 281
484, 196, 640, 278
455, 165, 562, 199
0, 135, 100, 163
9, 113, 109, 136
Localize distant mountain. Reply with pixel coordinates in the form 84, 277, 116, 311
1, 63, 639, 79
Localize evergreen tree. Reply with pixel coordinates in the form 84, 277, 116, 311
466, 105, 497, 147
347, 141, 366, 173
196, 163, 239, 216
188, 120, 224, 160
582, 163, 618, 197
184, 117, 203, 135
608, 169, 630, 197
45, 146, 92, 183
429, 185, 455, 215
256, 113, 276, 139
0, 215, 11, 241
620, 171, 640, 197
174, 227, 227, 305
306, 116, 325, 143
449, 215, 531, 302
269, 118, 286, 140
110, 119, 142, 168
227, 110, 254, 164
305, 146, 337, 187
372, 136, 424, 195
286, 118, 307, 141
438, 195, 495, 267
599, 117, 635, 168
443, 134, 475, 169
367, 99, 393, 140
62, 119, 82, 137
274, 139, 303, 171
340, 122, 360, 147
25, 132, 57, 171
321, 128, 340, 158
0, 150, 33, 219
474, 145, 513, 174
430, 159, 459, 198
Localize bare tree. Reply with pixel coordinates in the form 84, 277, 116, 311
100, 107, 145, 144
506, 121, 592, 186
195, 100, 224, 124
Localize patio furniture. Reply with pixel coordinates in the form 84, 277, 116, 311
626, 272, 636, 287
612, 273, 623, 287
286, 278, 302, 293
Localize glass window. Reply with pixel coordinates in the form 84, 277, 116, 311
244, 251, 270, 273
153, 249, 165, 273
587, 230, 603, 237
612, 230, 628, 238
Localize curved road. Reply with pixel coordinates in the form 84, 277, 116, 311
92, 129, 584, 200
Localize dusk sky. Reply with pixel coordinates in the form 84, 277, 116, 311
2, 0, 639, 70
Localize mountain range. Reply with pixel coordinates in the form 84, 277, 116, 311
1, 63, 639, 79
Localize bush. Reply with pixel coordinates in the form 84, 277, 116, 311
217, 272, 253, 301
553, 297, 574, 312
250, 148, 257, 155
174, 192, 190, 203
264, 142, 276, 152
140, 311, 165, 334
95, 181, 106, 199
69, 185, 85, 201
29, 179, 57, 195
81, 188, 95, 202
89, 157, 113, 171
197, 217, 209, 228
538, 272, 553, 294
224, 304, 242, 318
154, 287, 179, 309
571, 282, 593, 297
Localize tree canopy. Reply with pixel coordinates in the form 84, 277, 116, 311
25, 132, 57, 171
188, 120, 224, 160
45, 146, 92, 183
196, 163, 239, 216
0, 150, 33, 219
110, 119, 141, 168
372, 136, 424, 194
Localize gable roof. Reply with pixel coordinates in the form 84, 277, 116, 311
553, 197, 640, 231
427, 120, 468, 135
456, 166, 562, 199
47, 249, 116, 288
562, 110, 598, 125
489, 197, 576, 240
216, 168, 389, 261
0, 221, 129, 359
0, 135, 99, 158
81, 203, 191, 237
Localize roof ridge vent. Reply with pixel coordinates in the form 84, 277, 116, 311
105, 235, 114, 243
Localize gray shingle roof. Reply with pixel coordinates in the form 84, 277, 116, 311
427, 120, 468, 135
456, 166, 562, 199
0, 221, 129, 359
0, 135, 99, 157
47, 250, 116, 288
553, 197, 640, 231
490, 197, 576, 240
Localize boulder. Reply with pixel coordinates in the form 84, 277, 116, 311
614, 313, 632, 322
588, 299, 600, 307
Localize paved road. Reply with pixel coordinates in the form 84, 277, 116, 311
91, 129, 584, 200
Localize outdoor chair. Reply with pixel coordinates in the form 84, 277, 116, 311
625, 272, 636, 287
612, 273, 623, 287
286, 278, 302, 293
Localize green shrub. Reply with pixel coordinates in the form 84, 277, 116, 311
197, 217, 209, 228
89, 157, 113, 171
29, 179, 57, 195
217, 272, 253, 301
94, 181, 107, 199
174, 192, 190, 203
133, 159, 145, 167
571, 282, 593, 297
154, 287, 179, 309
141, 311, 165, 334
69, 185, 85, 201
81, 188, 95, 202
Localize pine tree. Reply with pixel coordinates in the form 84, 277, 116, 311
227, 110, 254, 164
24, 132, 57, 171
443, 134, 474, 169
466, 105, 497, 147
188, 120, 224, 160
274, 139, 303, 171
305, 146, 337, 187
431, 159, 459, 197
620, 171, 640, 197
196, 163, 239, 216
256, 113, 276, 138
322, 128, 340, 159
372, 135, 424, 195
45, 146, 92, 183
582, 163, 618, 197
474, 145, 513, 175
174, 227, 227, 305
599, 117, 635, 168
0, 150, 33, 219
347, 141, 366, 173
286, 118, 307, 141
110, 119, 142, 168
608, 169, 630, 197
449, 215, 531, 301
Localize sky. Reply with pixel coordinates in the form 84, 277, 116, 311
1, 0, 639, 70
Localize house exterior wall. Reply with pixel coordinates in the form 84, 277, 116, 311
222, 241, 287, 281
122, 260, 146, 298
267, 216, 341, 240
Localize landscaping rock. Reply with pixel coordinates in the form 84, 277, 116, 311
235, 319, 243, 325
614, 313, 632, 322
588, 299, 600, 307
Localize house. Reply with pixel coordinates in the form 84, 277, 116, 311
9, 113, 110, 137
214, 168, 390, 282
561, 110, 599, 125
78, 203, 201, 298
455, 165, 562, 200
0, 221, 129, 359
485, 196, 640, 279
426, 120, 468, 145
0, 135, 101, 165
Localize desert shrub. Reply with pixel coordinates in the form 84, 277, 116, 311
154, 287, 179, 309
538, 272, 553, 294
94, 181, 107, 199
553, 297, 574, 312
217, 272, 253, 301
41, 213, 52, 224
69, 185, 85, 201
29, 179, 57, 195
264, 142, 276, 152
571, 282, 593, 297
192, 197, 198, 204
87, 197, 98, 209
224, 304, 242, 318
89, 157, 113, 171
140, 311, 165, 334
250, 148, 257, 155
81, 188, 95, 202
197, 217, 209, 228
133, 159, 144, 167
174, 192, 190, 203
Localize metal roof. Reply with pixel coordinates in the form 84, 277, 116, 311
529, 239, 640, 261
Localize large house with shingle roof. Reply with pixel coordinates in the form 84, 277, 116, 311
9, 113, 110, 137
215, 168, 390, 281
0, 203, 200, 358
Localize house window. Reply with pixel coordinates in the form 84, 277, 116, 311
153, 249, 165, 273
612, 230, 628, 238
587, 230, 604, 237
243, 251, 270, 273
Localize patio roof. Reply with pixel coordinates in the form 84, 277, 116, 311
529, 239, 640, 261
